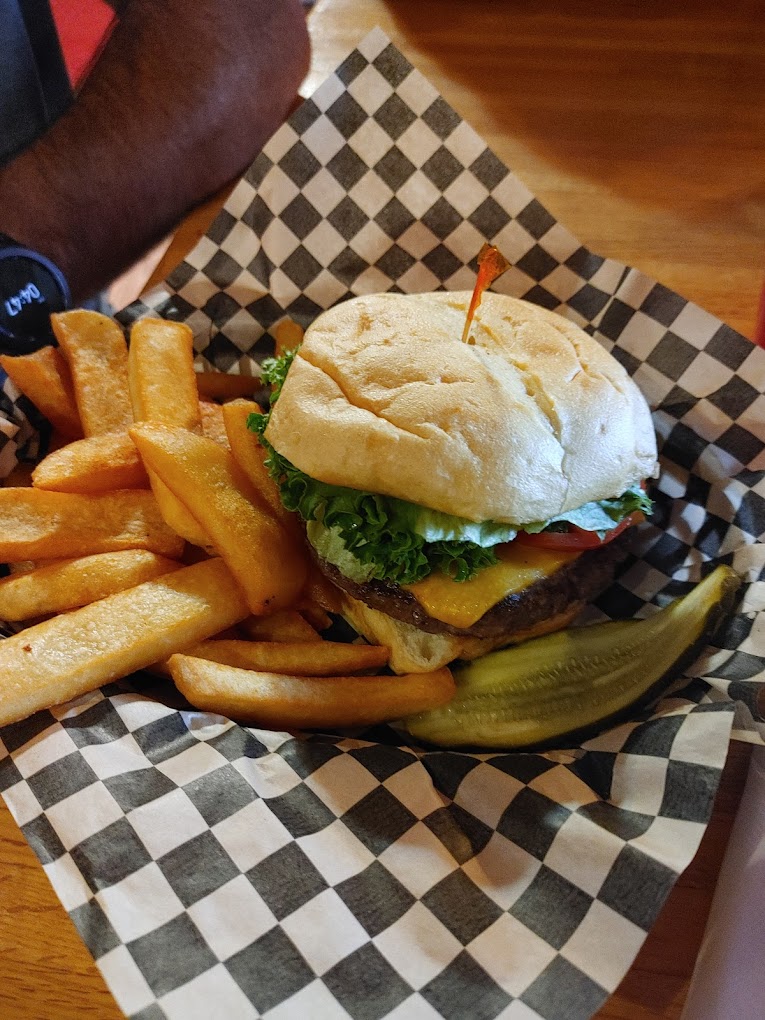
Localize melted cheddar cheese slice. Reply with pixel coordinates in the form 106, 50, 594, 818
403, 544, 580, 629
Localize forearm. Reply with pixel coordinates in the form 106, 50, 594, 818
0, 0, 310, 303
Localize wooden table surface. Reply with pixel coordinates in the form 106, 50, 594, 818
1, 2, 763, 1018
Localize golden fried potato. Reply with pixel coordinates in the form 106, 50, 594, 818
173, 639, 389, 676
199, 400, 230, 449
51, 310, 132, 435
239, 610, 320, 643
0, 558, 249, 727
129, 423, 308, 614
0, 550, 182, 621
221, 398, 307, 563
0, 488, 185, 560
32, 431, 149, 492
302, 562, 343, 615
127, 317, 210, 547
0, 347, 82, 439
128, 319, 201, 431
170, 654, 454, 729
273, 318, 304, 358
195, 372, 261, 401
222, 399, 293, 528
297, 602, 333, 633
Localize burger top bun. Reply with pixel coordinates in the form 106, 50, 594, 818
265, 291, 658, 525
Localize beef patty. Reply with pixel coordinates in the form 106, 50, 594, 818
318, 536, 628, 640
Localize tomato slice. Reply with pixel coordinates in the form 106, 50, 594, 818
514, 511, 645, 551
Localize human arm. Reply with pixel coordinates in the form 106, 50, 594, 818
0, 0, 310, 304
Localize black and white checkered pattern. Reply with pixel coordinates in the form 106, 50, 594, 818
0, 371, 46, 471
1, 27, 764, 1020
0, 685, 737, 1020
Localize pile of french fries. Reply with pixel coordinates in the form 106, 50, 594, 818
0, 312, 454, 730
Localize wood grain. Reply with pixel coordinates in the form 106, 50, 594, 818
0, 803, 120, 1019
596, 739, 752, 1020
150, 2, 765, 339
3, 1, 764, 1016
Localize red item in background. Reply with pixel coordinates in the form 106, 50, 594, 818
49, 0, 119, 90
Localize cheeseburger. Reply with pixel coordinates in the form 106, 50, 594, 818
254, 291, 658, 673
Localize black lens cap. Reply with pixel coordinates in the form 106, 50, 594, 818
0, 245, 71, 355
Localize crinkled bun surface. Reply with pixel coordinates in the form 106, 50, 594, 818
265, 292, 658, 524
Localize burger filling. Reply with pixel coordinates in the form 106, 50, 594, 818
249, 348, 653, 597
319, 539, 627, 638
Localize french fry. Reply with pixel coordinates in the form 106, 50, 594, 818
169, 655, 455, 729
195, 372, 261, 402
127, 318, 210, 547
171, 639, 389, 676
199, 400, 230, 448
303, 562, 343, 615
51, 310, 132, 435
0, 347, 82, 439
0, 550, 182, 621
0, 559, 249, 727
32, 431, 150, 492
129, 423, 308, 614
273, 318, 304, 358
222, 399, 301, 537
148, 627, 248, 677
239, 609, 320, 643
128, 319, 202, 431
0, 488, 185, 560
298, 603, 333, 633
147, 477, 212, 550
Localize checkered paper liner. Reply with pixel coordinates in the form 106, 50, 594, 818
1, 27, 765, 1020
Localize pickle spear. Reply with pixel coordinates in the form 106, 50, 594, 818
401, 565, 741, 750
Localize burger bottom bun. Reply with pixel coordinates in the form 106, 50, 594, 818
339, 594, 583, 674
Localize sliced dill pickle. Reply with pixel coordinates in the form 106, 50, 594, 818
401, 565, 741, 750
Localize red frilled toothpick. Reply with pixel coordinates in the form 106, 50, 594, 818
461, 243, 510, 344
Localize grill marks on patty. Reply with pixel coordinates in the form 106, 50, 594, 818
319, 537, 628, 639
